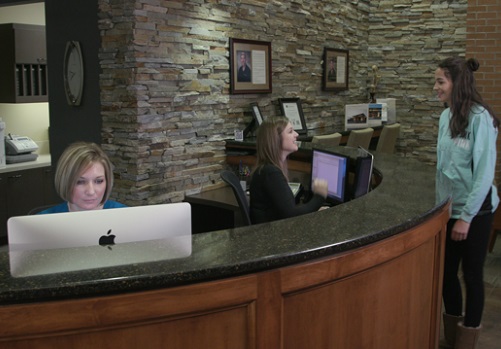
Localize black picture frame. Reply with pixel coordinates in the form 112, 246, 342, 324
279, 98, 307, 134
230, 38, 272, 94
322, 48, 349, 91
250, 103, 264, 125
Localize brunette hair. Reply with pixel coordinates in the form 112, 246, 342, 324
54, 142, 114, 205
254, 117, 290, 179
438, 56, 499, 138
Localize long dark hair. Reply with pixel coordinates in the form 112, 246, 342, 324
438, 57, 499, 138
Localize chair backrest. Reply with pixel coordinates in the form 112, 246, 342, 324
346, 127, 374, 149
311, 133, 342, 147
220, 170, 252, 226
376, 123, 401, 154
27, 204, 57, 215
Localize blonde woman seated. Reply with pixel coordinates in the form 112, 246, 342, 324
250, 117, 328, 224
39, 142, 126, 214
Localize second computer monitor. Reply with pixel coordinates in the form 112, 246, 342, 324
310, 148, 349, 205
352, 148, 374, 199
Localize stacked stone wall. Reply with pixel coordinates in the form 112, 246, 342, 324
367, 0, 467, 163
98, 0, 466, 205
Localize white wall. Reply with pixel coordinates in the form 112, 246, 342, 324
0, 3, 50, 155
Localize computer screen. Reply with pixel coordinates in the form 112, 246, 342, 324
310, 148, 349, 205
352, 147, 374, 199
8, 203, 192, 277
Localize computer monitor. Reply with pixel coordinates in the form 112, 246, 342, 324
352, 147, 374, 199
310, 148, 349, 205
7, 203, 192, 277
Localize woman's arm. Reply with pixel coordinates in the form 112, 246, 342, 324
261, 166, 325, 219
460, 110, 497, 222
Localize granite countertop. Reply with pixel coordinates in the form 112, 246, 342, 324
0, 154, 51, 174
0, 148, 446, 305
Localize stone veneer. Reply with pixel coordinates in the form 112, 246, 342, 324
97, 0, 466, 206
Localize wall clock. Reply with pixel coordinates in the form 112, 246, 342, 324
63, 40, 84, 106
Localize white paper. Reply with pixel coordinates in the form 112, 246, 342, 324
251, 50, 266, 84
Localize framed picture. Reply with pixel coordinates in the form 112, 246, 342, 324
345, 104, 369, 130
279, 98, 307, 134
322, 48, 349, 91
250, 103, 264, 125
230, 38, 272, 94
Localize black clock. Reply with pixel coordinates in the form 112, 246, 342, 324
63, 41, 84, 106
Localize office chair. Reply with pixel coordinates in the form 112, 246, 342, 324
346, 127, 374, 149
27, 204, 56, 215
311, 133, 342, 147
376, 123, 401, 154
220, 170, 252, 226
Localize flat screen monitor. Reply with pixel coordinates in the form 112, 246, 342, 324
310, 148, 349, 205
250, 102, 264, 126
352, 147, 374, 199
7, 203, 192, 277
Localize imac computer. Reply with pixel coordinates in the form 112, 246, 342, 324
352, 147, 374, 199
8, 203, 192, 277
310, 148, 349, 205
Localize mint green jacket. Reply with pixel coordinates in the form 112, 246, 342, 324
436, 105, 499, 223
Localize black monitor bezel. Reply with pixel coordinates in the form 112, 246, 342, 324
250, 102, 264, 126
310, 147, 350, 205
352, 150, 374, 199
279, 97, 308, 135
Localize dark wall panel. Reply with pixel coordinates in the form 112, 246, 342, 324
45, 0, 101, 164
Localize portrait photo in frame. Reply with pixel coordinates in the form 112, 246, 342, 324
230, 38, 272, 94
322, 48, 349, 91
279, 98, 307, 134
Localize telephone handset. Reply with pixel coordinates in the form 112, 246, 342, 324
5, 134, 39, 155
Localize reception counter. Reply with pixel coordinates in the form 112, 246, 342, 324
0, 146, 449, 349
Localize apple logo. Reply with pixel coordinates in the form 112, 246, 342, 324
99, 229, 116, 249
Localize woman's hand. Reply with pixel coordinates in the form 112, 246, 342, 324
312, 179, 328, 198
451, 219, 470, 241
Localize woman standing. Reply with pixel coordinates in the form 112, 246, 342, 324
250, 117, 328, 224
434, 57, 499, 349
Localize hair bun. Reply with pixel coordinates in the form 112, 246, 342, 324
466, 58, 480, 72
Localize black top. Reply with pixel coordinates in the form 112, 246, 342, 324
237, 65, 251, 82
249, 164, 325, 224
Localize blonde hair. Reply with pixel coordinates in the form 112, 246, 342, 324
255, 117, 290, 179
55, 142, 114, 204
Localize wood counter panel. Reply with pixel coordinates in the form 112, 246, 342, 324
283, 238, 438, 348
280, 210, 447, 349
280, 212, 445, 292
0, 204, 448, 349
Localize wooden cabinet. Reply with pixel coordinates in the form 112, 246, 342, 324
0, 166, 59, 243
0, 23, 48, 103
5, 168, 45, 219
